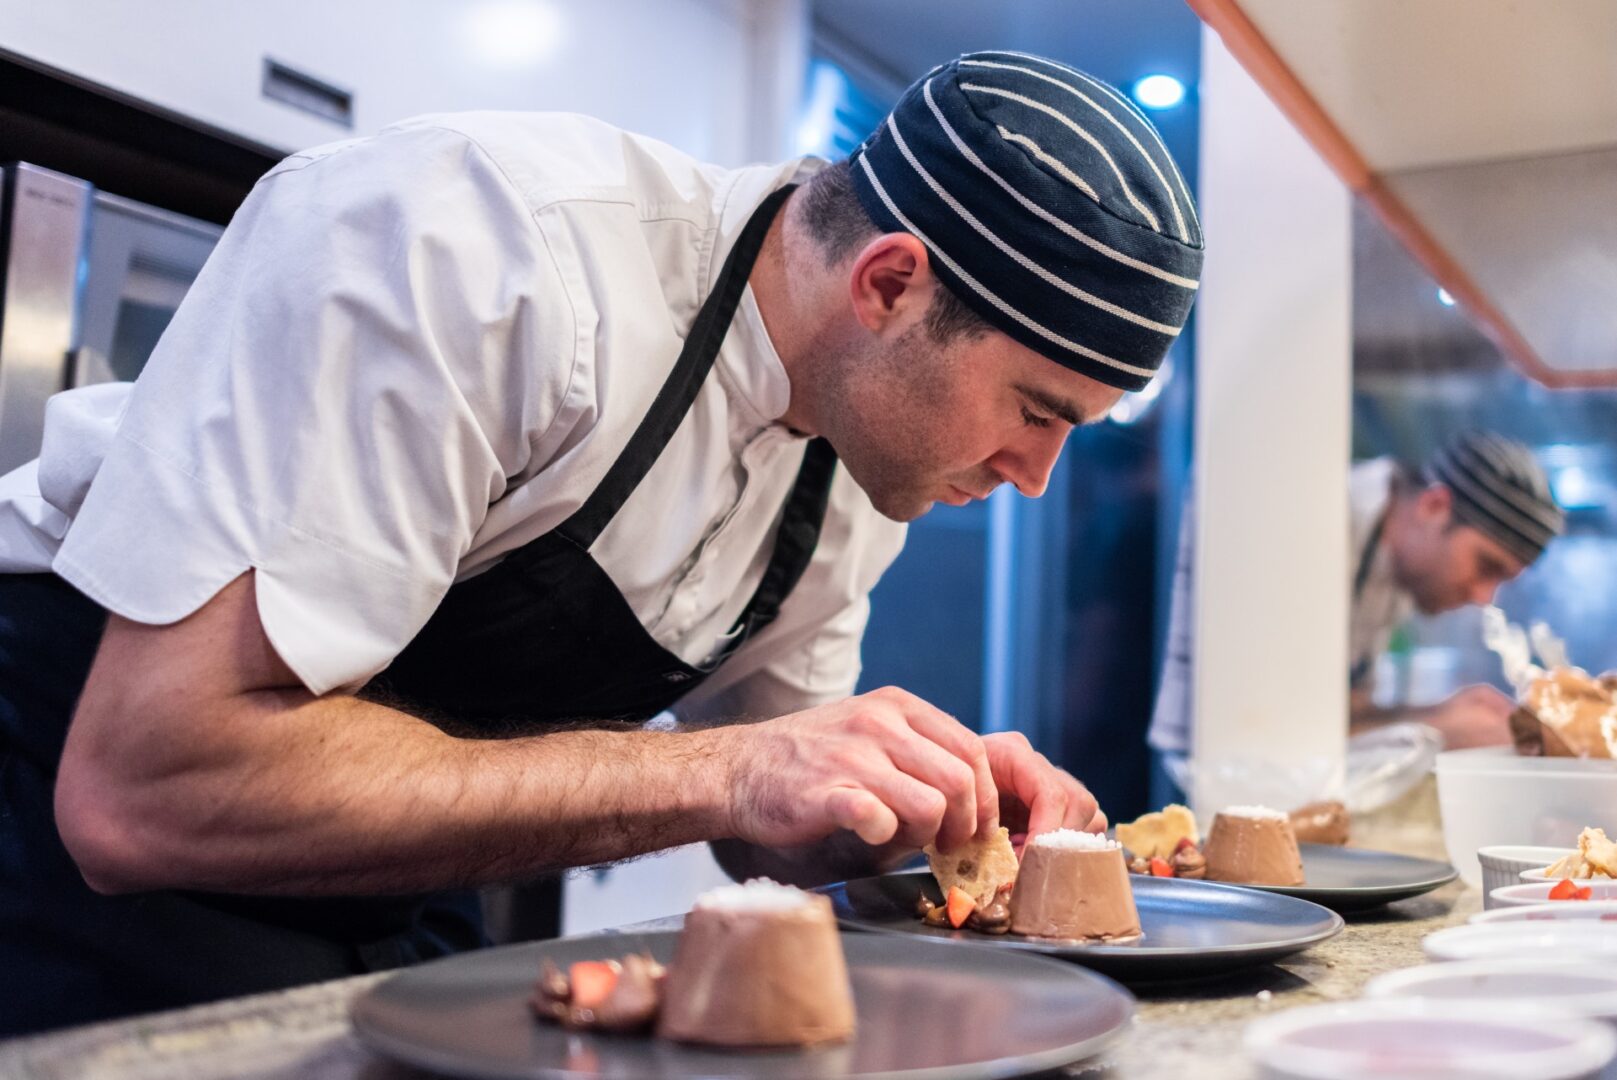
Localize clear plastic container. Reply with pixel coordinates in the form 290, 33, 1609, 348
1434, 747, 1617, 887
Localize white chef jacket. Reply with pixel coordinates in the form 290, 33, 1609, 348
1147, 457, 1413, 756
0, 112, 908, 722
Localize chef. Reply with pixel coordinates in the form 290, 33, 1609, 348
0, 51, 1203, 1032
1149, 430, 1564, 801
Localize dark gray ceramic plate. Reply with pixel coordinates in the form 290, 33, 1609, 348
824, 871, 1342, 982
351, 930, 1134, 1080
1228, 843, 1459, 912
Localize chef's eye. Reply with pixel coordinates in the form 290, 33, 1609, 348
1020, 405, 1052, 429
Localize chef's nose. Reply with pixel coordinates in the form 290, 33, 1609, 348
990, 430, 1066, 498
1470, 579, 1500, 606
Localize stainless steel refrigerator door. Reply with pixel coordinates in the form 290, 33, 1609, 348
0, 164, 90, 474
70, 191, 220, 389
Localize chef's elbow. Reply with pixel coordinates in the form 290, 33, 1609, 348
53, 755, 160, 895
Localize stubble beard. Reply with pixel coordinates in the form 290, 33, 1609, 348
813, 330, 953, 523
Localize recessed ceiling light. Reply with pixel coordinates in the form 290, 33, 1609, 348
1437, 287, 1456, 307
1132, 74, 1185, 110
463, 1, 563, 67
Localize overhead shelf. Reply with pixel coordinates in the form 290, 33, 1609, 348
1189, 0, 1617, 387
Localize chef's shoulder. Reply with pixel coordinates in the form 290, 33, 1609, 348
308, 111, 733, 222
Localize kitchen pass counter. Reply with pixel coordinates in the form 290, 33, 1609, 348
0, 882, 1475, 1080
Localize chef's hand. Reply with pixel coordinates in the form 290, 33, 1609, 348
981, 731, 1104, 848
721, 687, 998, 855
1427, 684, 1514, 750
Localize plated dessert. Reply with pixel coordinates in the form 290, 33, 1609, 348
917, 826, 1019, 933
1117, 802, 1320, 886
1511, 666, 1617, 759
914, 826, 1143, 943
1288, 800, 1351, 846
1010, 830, 1142, 943
533, 878, 855, 1048
1483, 608, 1617, 758
1201, 805, 1306, 887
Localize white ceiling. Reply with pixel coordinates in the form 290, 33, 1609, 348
1214, 0, 1617, 383
1389, 147, 1617, 374
1239, 0, 1617, 172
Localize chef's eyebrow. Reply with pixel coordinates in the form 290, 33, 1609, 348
1014, 384, 1089, 426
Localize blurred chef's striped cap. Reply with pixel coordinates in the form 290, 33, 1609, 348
848, 50, 1203, 392
1425, 431, 1564, 565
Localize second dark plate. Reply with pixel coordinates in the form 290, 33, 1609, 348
1228, 843, 1459, 912
822, 871, 1342, 982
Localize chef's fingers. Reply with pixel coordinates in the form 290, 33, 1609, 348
1050, 769, 1103, 833
867, 687, 999, 839
878, 726, 981, 854
982, 732, 1100, 842
983, 732, 1063, 838
824, 787, 899, 847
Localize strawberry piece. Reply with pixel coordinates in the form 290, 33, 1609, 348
569, 961, 619, 1009
1175, 836, 1197, 854
1149, 857, 1175, 877
945, 885, 976, 928
1576, 885, 1594, 901
1548, 878, 1580, 900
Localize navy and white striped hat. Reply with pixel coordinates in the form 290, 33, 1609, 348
1424, 431, 1564, 565
848, 51, 1203, 392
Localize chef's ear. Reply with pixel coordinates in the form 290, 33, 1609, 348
847, 232, 934, 333
1416, 482, 1455, 524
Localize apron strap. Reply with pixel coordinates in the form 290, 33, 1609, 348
703, 435, 839, 670
555, 184, 796, 550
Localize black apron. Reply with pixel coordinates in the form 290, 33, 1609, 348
0, 184, 838, 1034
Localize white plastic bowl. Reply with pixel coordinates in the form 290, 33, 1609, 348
1472, 901, 1617, 925
1491, 881, 1617, 908
1365, 960, 1617, 1023
1479, 845, 1576, 905
1435, 747, 1617, 887
1244, 1000, 1615, 1079
1424, 922, 1617, 963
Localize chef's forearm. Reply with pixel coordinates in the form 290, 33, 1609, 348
57, 687, 736, 896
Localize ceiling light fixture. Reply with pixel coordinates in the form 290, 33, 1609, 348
1132, 74, 1185, 110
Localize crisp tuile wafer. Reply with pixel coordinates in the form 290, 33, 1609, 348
1115, 803, 1199, 861
923, 827, 1017, 908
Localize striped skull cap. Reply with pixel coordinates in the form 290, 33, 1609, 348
1424, 431, 1564, 565
848, 51, 1203, 392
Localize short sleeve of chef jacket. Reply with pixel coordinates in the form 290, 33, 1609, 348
52, 123, 578, 695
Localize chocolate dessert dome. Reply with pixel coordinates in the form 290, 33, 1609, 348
1009, 829, 1142, 943
1202, 806, 1305, 886
656, 879, 855, 1047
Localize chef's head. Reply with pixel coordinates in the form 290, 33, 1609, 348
791, 52, 1203, 521
1390, 431, 1563, 614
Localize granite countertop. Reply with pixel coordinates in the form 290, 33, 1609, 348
0, 787, 1475, 1080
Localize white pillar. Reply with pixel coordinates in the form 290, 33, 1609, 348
741, 0, 810, 163
1190, 27, 1352, 814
